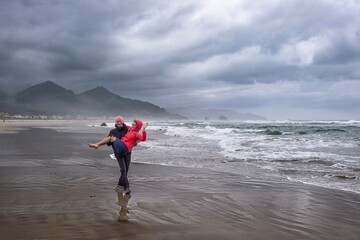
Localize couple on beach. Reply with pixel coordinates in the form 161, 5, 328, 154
88, 116, 148, 194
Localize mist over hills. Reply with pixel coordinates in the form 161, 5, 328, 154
0, 81, 183, 119
0, 90, 12, 114
0, 90, 8, 101
0, 81, 267, 120
165, 106, 266, 121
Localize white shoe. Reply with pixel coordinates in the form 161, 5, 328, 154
118, 214, 128, 221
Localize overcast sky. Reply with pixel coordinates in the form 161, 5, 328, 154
1, 0, 359, 120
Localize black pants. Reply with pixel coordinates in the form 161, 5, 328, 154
116, 153, 131, 188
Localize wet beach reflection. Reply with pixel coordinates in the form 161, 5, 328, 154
116, 190, 131, 221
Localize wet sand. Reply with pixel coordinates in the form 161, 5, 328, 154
0, 119, 93, 134
0, 123, 359, 239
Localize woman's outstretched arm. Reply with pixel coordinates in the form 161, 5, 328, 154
137, 123, 148, 141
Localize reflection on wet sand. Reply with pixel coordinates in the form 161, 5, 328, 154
116, 190, 131, 222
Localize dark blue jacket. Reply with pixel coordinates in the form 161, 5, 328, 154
107, 123, 129, 146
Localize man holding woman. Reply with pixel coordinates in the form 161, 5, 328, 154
89, 116, 148, 194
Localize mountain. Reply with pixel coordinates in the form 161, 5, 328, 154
1, 81, 184, 119
166, 106, 266, 120
14, 81, 79, 115
16, 81, 78, 104
0, 81, 265, 120
77, 86, 183, 118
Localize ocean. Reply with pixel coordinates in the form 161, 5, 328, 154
123, 120, 360, 195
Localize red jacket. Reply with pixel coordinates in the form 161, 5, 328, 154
121, 119, 147, 152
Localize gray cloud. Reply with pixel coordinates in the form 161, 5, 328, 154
0, 0, 359, 119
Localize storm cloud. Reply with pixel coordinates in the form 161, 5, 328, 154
0, 0, 359, 119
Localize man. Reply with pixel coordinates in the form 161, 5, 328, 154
106, 116, 132, 192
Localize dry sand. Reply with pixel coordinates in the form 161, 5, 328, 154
0, 122, 359, 239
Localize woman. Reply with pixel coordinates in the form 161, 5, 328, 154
89, 119, 148, 194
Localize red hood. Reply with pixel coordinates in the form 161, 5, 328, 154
133, 119, 143, 132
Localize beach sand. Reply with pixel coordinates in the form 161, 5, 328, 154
0, 122, 359, 239
0, 119, 95, 134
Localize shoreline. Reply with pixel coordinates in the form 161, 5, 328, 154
0, 119, 96, 134
0, 124, 359, 239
